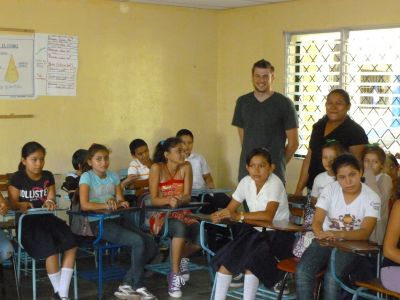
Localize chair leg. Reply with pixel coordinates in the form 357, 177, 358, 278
11, 255, 21, 300
210, 274, 218, 300
17, 244, 21, 282
98, 248, 103, 300
32, 258, 36, 300
73, 263, 78, 300
277, 272, 289, 300
0, 263, 5, 298
207, 253, 215, 283
24, 250, 28, 276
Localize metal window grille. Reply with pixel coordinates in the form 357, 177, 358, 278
286, 28, 400, 156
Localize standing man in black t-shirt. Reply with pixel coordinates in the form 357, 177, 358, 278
232, 59, 299, 183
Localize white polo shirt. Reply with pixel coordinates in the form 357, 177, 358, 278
187, 152, 211, 190
232, 174, 290, 231
311, 171, 336, 198
127, 158, 150, 180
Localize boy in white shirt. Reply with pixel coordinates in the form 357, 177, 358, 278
176, 129, 230, 213
310, 141, 344, 204
121, 139, 152, 197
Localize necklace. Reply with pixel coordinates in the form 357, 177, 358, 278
165, 164, 179, 179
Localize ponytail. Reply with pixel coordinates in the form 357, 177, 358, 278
153, 137, 182, 163
18, 162, 25, 171
153, 141, 166, 163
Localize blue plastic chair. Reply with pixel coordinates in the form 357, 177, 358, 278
17, 209, 78, 300
68, 210, 129, 300
329, 247, 381, 300
199, 220, 296, 300
191, 188, 232, 204
141, 200, 208, 276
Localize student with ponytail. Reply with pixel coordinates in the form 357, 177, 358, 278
149, 137, 201, 298
79, 143, 157, 300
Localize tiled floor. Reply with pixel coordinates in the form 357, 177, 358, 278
0, 253, 213, 300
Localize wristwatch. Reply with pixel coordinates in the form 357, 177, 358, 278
238, 211, 245, 223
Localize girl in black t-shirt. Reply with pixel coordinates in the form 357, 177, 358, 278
8, 141, 77, 300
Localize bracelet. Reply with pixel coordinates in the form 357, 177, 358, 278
238, 211, 245, 223
45, 199, 55, 205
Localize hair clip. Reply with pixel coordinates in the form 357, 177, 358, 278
325, 139, 337, 144
365, 143, 380, 148
160, 140, 165, 146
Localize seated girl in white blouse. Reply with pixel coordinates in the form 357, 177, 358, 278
210, 147, 293, 300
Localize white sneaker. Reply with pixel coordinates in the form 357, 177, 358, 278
273, 279, 290, 295
229, 273, 244, 287
114, 285, 140, 299
179, 258, 190, 282
135, 287, 157, 300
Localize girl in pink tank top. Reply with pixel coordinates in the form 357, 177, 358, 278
149, 137, 201, 298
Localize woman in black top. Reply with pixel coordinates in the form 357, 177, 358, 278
295, 89, 368, 194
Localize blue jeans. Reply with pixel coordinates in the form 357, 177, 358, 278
101, 215, 158, 289
296, 240, 359, 300
0, 229, 13, 263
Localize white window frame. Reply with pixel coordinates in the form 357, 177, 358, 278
285, 27, 400, 157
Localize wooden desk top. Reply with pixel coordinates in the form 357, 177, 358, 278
88, 207, 141, 215
145, 202, 207, 212
187, 213, 212, 222
68, 206, 140, 216
317, 239, 380, 254
287, 194, 308, 204
187, 213, 305, 232
191, 188, 232, 196
355, 278, 400, 298
265, 221, 305, 232
0, 219, 15, 230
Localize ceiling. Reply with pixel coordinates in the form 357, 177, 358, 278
122, 0, 293, 10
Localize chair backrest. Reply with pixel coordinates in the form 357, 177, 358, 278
119, 168, 128, 180
0, 174, 15, 230
288, 194, 307, 226
0, 174, 10, 193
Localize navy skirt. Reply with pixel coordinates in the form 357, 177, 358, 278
21, 214, 77, 260
211, 223, 295, 287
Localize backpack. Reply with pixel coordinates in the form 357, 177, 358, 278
292, 198, 315, 258
139, 192, 166, 236
69, 189, 95, 237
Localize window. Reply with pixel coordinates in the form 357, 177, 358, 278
286, 28, 400, 156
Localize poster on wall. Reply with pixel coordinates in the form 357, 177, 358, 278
35, 33, 79, 96
0, 34, 35, 98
